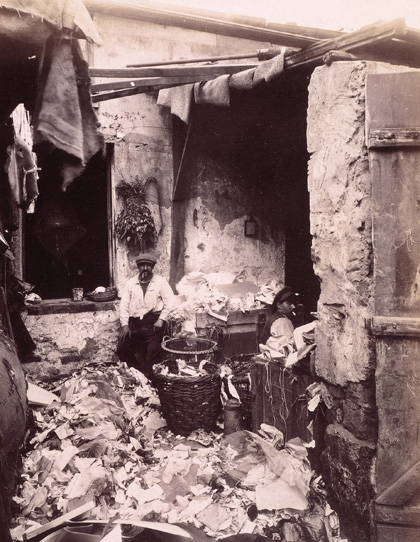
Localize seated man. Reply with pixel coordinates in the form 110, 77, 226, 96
116, 253, 174, 379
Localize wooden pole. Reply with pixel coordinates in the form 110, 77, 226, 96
284, 18, 408, 71
89, 64, 257, 79
127, 51, 261, 68
92, 84, 180, 103
92, 75, 211, 93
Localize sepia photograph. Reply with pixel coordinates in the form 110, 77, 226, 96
0, 1, 419, 541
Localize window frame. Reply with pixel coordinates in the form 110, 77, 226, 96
13, 144, 116, 314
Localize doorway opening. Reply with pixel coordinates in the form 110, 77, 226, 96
172, 71, 319, 317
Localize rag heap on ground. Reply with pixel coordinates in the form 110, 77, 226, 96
12, 361, 345, 542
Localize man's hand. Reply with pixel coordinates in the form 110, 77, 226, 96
154, 319, 164, 331
119, 325, 131, 341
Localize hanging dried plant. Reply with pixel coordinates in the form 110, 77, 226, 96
115, 177, 157, 248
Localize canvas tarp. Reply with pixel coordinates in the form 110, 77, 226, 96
0, 0, 102, 45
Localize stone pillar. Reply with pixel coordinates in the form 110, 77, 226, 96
308, 59, 416, 539
307, 61, 377, 540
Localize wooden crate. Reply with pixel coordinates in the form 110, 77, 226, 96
195, 308, 269, 359
251, 360, 312, 442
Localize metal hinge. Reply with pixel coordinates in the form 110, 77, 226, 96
368, 127, 420, 148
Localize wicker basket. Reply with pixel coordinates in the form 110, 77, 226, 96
86, 287, 117, 302
161, 336, 218, 362
154, 338, 221, 435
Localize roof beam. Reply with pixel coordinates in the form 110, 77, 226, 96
89, 64, 257, 78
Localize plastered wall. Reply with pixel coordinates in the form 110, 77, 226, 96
24, 308, 119, 377
90, 12, 272, 290
179, 149, 285, 285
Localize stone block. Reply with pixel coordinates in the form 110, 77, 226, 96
321, 423, 376, 532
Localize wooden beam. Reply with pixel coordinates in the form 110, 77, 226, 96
92, 84, 180, 103
325, 44, 420, 70
323, 50, 360, 65
89, 63, 257, 78
284, 18, 408, 70
85, 0, 343, 48
368, 127, 420, 148
126, 51, 262, 67
92, 75, 211, 93
23, 499, 95, 540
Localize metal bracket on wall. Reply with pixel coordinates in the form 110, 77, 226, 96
365, 316, 420, 337
368, 127, 420, 148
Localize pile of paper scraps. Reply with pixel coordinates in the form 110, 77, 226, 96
12, 361, 346, 542
168, 272, 281, 337
153, 359, 215, 378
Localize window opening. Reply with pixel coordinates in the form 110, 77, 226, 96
24, 147, 112, 300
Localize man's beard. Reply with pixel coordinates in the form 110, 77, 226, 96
140, 269, 153, 281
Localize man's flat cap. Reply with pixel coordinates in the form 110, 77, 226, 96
275, 286, 298, 304
135, 253, 157, 265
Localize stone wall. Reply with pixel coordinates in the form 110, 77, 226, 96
307, 60, 411, 540
24, 307, 120, 378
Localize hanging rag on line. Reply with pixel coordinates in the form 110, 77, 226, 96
157, 52, 285, 123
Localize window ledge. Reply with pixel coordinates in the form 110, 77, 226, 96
24, 298, 118, 316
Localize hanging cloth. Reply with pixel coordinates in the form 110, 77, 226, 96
157, 52, 285, 123
5, 135, 39, 211
32, 36, 104, 190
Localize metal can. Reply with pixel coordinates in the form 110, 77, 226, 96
72, 288, 84, 302
223, 399, 245, 435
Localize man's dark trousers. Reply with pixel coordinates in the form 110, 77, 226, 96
116, 312, 164, 380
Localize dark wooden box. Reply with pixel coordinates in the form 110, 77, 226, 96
195, 308, 269, 360
251, 360, 312, 442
